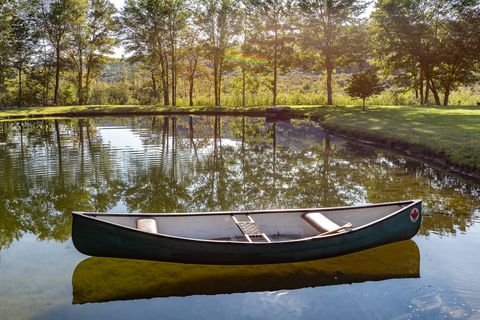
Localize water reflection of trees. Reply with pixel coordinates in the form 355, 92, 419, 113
0, 116, 479, 249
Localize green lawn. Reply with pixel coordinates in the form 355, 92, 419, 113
0, 104, 269, 120
316, 105, 480, 174
1, 104, 479, 175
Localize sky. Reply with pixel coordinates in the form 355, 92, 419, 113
111, 0, 125, 10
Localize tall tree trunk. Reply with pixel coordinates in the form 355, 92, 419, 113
188, 56, 198, 107
171, 39, 176, 107
54, 44, 61, 105
273, 29, 278, 107
443, 85, 450, 106
429, 79, 441, 106
424, 80, 430, 105
213, 59, 219, 107
0, 63, 5, 94
160, 63, 168, 105
362, 98, 366, 112
84, 53, 93, 105
78, 48, 83, 105
189, 76, 194, 107
43, 42, 50, 105
419, 71, 424, 105
326, 53, 333, 105
218, 57, 223, 107
242, 66, 246, 108
151, 71, 157, 98
17, 64, 22, 107
165, 59, 170, 106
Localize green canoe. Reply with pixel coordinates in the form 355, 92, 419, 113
72, 240, 420, 304
72, 200, 422, 264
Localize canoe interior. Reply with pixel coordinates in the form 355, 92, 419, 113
86, 201, 412, 243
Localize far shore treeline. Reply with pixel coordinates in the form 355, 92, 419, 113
1, 0, 480, 109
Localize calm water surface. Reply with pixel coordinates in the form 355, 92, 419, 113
0, 116, 479, 319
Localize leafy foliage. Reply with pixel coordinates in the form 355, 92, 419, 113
1, 0, 480, 108
346, 69, 384, 111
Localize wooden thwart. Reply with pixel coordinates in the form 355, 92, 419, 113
303, 212, 352, 236
232, 215, 271, 243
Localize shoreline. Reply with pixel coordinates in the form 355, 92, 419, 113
1, 104, 479, 182
320, 124, 480, 183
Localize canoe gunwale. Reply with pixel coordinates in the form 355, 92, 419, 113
73, 199, 421, 217
72, 200, 422, 245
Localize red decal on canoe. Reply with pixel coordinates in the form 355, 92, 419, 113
410, 208, 420, 222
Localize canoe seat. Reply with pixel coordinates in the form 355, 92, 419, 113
136, 218, 158, 234
303, 212, 351, 235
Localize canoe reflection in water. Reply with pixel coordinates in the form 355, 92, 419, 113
72, 240, 420, 304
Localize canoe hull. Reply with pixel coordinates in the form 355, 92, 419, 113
72, 201, 422, 264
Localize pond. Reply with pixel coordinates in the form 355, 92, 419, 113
0, 115, 479, 319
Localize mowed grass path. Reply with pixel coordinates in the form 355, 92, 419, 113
1, 104, 479, 174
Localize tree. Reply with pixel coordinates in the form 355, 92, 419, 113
180, 26, 202, 106
372, 0, 480, 106
84, 0, 118, 104
10, 12, 39, 106
41, 0, 87, 105
121, 0, 168, 104
121, 0, 188, 106
164, 0, 189, 106
67, 0, 117, 105
0, 1, 15, 104
297, 0, 369, 105
346, 69, 384, 111
246, 0, 294, 106
196, 0, 240, 107
436, 8, 480, 106
66, 3, 88, 105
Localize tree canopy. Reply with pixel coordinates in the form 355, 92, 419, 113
0, 0, 480, 108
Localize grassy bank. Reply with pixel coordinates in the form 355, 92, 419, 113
1, 104, 479, 177
317, 105, 480, 176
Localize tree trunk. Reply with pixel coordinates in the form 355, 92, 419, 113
419, 71, 424, 105
362, 98, 366, 112
213, 64, 218, 107
160, 62, 168, 105
189, 76, 194, 107
164, 56, 170, 106
242, 66, 246, 108
273, 29, 278, 107
218, 65, 223, 107
165, 63, 170, 106
78, 48, 83, 105
151, 71, 157, 98
171, 39, 176, 107
443, 85, 450, 106
54, 44, 61, 105
213, 62, 219, 106
84, 53, 93, 105
424, 80, 430, 105
17, 64, 22, 107
429, 79, 441, 106
326, 53, 333, 105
